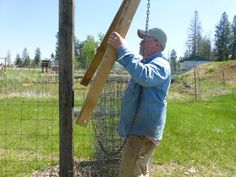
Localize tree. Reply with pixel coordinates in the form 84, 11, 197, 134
15, 54, 23, 66
54, 32, 60, 65
231, 15, 236, 59
77, 35, 98, 69
198, 35, 212, 58
74, 37, 81, 60
213, 12, 231, 61
170, 49, 177, 72
50, 53, 55, 61
33, 47, 41, 66
22, 48, 31, 66
186, 10, 202, 56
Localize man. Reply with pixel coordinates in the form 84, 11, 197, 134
108, 27, 171, 177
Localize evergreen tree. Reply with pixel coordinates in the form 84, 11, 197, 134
33, 47, 41, 66
22, 48, 31, 66
213, 12, 231, 61
54, 32, 60, 65
198, 35, 212, 58
74, 37, 81, 60
170, 49, 177, 72
15, 54, 23, 66
186, 10, 202, 56
231, 15, 236, 59
50, 53, 55, 61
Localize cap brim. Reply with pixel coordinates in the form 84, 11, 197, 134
137, 29, 146, 39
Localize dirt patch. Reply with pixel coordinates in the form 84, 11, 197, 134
31, 158, 119, 177
150, 162, 186, 176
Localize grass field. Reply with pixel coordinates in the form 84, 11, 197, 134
151, 94, 236, 176
0, 62, 236, 176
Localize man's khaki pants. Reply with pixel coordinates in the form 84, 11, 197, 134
119, 136, 158, 177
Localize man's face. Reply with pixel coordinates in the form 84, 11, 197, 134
139, 36, 160, 58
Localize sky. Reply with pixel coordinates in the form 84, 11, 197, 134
0, 0, 236, 63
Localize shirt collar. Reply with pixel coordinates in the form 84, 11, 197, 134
142, 52, 163, 64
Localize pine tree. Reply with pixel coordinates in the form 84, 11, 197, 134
74, 37, 80, 60
54, 32, 60, 65
186, 10, 202, 56
15, 54, 23, 66
214, 12, 231, 61
50, 53, 55, 61
198, 35, 212, 58
22, 48, 31, 66
33, 47, 41, 66
231, 15, 236, 59
170, 49, 177, 72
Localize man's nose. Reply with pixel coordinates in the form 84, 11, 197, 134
140, 39, 146, 45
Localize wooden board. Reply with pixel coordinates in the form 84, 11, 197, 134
76, 0, 141, 126
80, 0, 128, 86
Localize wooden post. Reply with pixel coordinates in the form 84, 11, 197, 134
59, 0, 74, 176
194, 67, 197, 101
4, 57, 6, 72
222, 67, 226, 86
76, 0, 141, 126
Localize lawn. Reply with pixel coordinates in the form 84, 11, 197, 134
151, 93, 236, 176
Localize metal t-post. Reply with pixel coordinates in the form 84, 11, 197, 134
59, 0, 74, 176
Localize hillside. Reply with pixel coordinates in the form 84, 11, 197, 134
169, 60, 236, 100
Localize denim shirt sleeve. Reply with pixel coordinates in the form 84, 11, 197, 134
116, 44, 170, 87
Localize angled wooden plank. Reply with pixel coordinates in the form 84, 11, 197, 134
76, 0, 141, 127
80, 0, 128, 86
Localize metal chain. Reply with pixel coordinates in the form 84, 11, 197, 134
145, 0, 151, 34
144, 0, 151, 57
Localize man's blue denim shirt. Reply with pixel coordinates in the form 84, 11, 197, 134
116, 44, 171, 140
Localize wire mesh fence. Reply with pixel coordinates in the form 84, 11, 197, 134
0, 68, 59, 177
0, 61, 235, 176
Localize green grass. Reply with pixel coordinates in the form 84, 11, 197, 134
152, 93, 236, 176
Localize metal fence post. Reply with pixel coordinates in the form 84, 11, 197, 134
59, 0, 74, 176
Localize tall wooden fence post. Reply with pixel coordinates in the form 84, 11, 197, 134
59, 0, 74, 176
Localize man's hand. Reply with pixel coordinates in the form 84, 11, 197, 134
108, 31, 125, 49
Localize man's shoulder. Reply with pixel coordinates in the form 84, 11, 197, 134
152, 57, 170, 69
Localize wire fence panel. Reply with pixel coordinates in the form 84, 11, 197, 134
0, 69, 59, 177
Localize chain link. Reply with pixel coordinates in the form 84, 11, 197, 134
144, 0, 151, 57
145, 0, 151, 35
